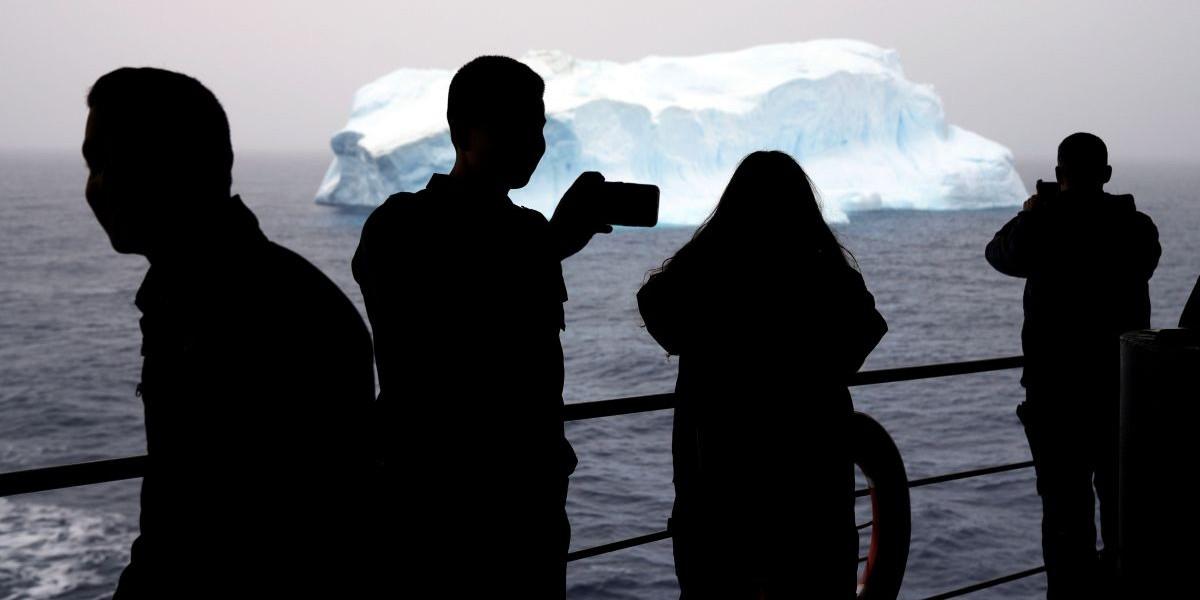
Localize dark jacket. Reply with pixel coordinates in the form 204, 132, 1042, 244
352, 174, 575, 596
114, 196, 376, 598
985, 191, 1160, 392
637, 252, 886, 590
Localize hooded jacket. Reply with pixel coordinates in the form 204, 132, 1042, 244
985, 190, 1160, 392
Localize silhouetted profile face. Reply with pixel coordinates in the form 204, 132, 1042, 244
447, 56, 546, 190
82, 110, 134, 253
1055, 132, 1111, 192
82, 67, 234, 256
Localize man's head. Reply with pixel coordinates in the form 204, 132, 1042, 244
447, 56, 546, 190
1056, 132, 1111, 192
83, 67, 234, 255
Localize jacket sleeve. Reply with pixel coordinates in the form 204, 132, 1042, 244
1132, 211, 1162, 283
1182, 276, 1200, 329
637, 268, 688, 356
986, 211, 1040, 278
352, 201, 424, 396
843, 267, 888, 375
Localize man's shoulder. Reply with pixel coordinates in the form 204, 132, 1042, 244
367, 189, 434, 223
1128, 202, 1157, 229
1131, 208, 1158, 232
1101, 193, 1158, 232
506, 205, 557, 254
257, 242, 369, 332
359, 189, 443, 253
262, 243, 352, 302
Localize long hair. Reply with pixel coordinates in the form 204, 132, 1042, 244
650, 151, 855, 279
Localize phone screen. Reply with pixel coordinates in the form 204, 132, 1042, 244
598, 182, 659, 227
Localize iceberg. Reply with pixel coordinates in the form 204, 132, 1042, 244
316, 40, 1027, 223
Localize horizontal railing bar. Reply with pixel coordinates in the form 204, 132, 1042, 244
564, 393, 673, 422
572, 461, 1036, 562
919, 564, 1046, 600
1, 458, 1037, 570
907, 460, 1035, 489
565, 460, 1036, 562
567, 529, 671, 562
854, 460, 1033, 498
564, 355, 1023, 421
0, 456, 147, 498
564, 458, 1037, 562
0, 458, 1032, 501
850, 355, 1024, 387
1, 356, 1026, 499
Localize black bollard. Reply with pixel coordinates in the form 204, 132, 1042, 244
1118, 329, 1200, 596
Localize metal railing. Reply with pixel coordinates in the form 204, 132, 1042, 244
1, 355, 1038, 599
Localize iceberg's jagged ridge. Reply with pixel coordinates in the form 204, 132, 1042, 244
316, 40, 1026, 223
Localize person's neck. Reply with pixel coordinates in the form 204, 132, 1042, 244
1061, 182, 1104, 195
145, 193, 241, 267
448, 160, 510, 197
1060, 177, 1104, 194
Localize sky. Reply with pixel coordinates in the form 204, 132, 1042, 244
3, 0, 1199, 163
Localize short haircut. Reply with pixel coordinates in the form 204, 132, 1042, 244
87, 67, 233, 193
1058, 132, 1108, 172
446, 56, 544, 137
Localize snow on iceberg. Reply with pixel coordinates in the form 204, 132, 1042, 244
316, 40, 1026, 223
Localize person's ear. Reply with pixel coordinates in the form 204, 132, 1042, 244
449, 122, 467, 152
468, 127, 491, 152
452, 124, 490, 157
1101, 165, 1112, 184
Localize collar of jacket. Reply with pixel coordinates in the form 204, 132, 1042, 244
1052, 190, 1136, 212
425, 173, 515, 209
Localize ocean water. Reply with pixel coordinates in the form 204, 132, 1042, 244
1, 151, 1197, 600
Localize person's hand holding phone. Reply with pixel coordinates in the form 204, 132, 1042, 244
1025, 179, 1061, 211
551, 171, 613, 260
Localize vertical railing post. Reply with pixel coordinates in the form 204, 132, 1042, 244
1118, 329, 1200, 596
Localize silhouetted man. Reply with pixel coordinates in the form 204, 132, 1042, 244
83, 68, 376, 598
352, 56, 609, 597
986, 133, 1160, 598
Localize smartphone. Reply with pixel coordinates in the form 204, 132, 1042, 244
595, 182, 659, 227
1035, 179, 1059, 199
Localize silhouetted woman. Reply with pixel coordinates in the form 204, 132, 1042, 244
638, 151, 887, 599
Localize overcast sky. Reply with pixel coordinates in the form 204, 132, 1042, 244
4, 0, 1198, 163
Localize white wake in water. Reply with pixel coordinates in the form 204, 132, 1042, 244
0, 498, 132, 600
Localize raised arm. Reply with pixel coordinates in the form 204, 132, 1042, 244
549, 172, 613, 261
985, 208, 1042, 278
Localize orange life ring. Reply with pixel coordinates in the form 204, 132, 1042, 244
852, 411, 911, 600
